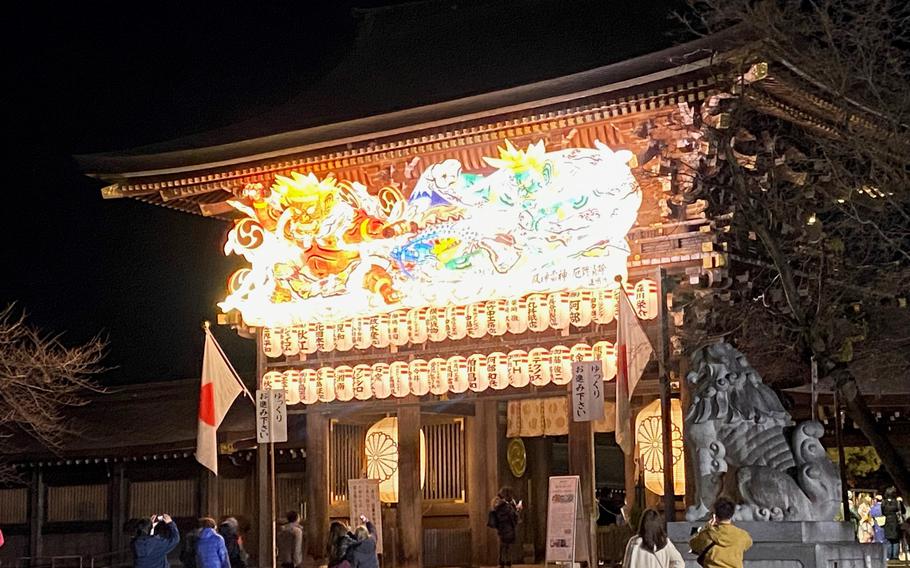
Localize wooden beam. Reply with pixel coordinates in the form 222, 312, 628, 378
656, 268, 676, 520
109, 463, 127, 553
568, 419, 596, 567
397, 404, 423, 568
305, 412, 330, 564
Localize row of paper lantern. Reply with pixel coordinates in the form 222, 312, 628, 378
263, 342, 618, 405
261, 280, 659, 357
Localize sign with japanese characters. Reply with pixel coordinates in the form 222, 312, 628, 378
571, 360, 605, 422
256, 388, 287, 443
545, 475, 588, 564
348, 478, 383, 554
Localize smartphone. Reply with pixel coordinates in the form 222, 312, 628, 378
690, 526, 699, 536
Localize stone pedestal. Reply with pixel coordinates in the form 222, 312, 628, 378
668, 522, 886, 568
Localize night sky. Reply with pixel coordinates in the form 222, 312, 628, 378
5, 1, 682, 386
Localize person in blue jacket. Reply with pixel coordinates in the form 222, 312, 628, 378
132, 514, 180, 568
195, 517, 230, 568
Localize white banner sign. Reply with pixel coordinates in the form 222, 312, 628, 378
545, 475, 588, 564
348, 479, 383, 554
571, 361, 605, 422
256, 389, 288, 443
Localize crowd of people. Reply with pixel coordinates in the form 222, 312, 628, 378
850, 486, 909, 559
131, 514, 249, 568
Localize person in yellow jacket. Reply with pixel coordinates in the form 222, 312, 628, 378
689, 498, 753, 568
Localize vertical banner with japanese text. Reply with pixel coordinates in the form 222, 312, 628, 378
256, 389, 288, 443
571, 361, 605, 422
348, 479, 383, 554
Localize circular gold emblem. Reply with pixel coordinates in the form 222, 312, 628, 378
507, 438, 527, 478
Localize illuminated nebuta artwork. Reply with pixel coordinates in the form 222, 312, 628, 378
220, 140, 642, 326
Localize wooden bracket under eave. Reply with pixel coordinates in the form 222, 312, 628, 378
100, 184, 123, 199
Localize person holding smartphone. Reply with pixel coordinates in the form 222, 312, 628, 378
347, 515, 378, 568
490, 486, 522, 568
132, 514, 180, 568
689, 499, 752, 568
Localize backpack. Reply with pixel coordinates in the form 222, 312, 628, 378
487, 509, 498, 529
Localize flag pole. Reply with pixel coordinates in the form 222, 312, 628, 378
655, 267, 676, 521
203, 321, 256, 404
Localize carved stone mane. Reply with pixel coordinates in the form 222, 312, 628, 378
685, 342, 840, 522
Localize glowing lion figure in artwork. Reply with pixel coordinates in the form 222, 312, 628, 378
685, 342, 841, 522
220, 139, 642, 326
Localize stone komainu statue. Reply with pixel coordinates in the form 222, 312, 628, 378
685, 343, 840, 522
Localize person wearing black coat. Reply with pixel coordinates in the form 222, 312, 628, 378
881, 487, 906, 560
490, 486, 521, 568
217, 518, 248, 568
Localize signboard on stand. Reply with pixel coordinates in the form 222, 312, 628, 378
348, 479, 384, 554
545, 475, 589, 566
256, 389, 288, 443
571, 361, 605, 422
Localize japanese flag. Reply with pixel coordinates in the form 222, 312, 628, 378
196, 328, 244, 474
615, 291, 653, 454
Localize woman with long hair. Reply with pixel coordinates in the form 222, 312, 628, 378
490, 486, 522, 568
326, 521, 355, 568
622, 509, 684, 568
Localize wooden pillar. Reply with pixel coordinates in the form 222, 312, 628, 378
568, 418, 596, 567
257, 443, 270, 567
397, 405, 422, 568
306, 412, 330, 564
199, 469, 219, 520
528, 436, 552, 562
29, 466, 44, 559
110, 463, 127, 553
468, 400, 501, 567
656, 268, 676, 520
679, 357, 694, 510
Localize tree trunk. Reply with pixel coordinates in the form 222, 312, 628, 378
833, 368, 910, 497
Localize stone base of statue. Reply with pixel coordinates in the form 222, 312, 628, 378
668, 521, 886, 568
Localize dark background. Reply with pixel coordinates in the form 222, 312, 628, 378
4, 1, 682, 385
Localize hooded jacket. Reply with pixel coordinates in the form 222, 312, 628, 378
689, 523, 753, 568
196, 528, 230, 568
218, 519, 247, 568
132, 522, 180, 568
348, 521, 379, 568
491, 497, 519, 544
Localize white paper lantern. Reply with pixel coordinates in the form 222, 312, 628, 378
262, 328, 282, 358
426, 307, 447, 342
370, 314, 391, 348
407, 309, 429, 344
301, 369, 318, 405
570, 343, 593, 364
335, 365, 354, 402
445, 306, 468, 340
508, 350, 530, 388
592, 289, 616, 325
592, 341, 617, 380
353, 364, 373, 401
316, 367, 336, 403
527, 293, 550, 332
428, 357, 448, 395
352, 317, 372, 350
390, 361, 410, 398
284, 370, 301, 405
300, 324, 318, 354
550, 346, 573, 385
335, 320, 354, 351
507, 298, 529, 335
316, 323, 336, 352
364, 417, 426, 503
548, 292, 570, 330
282, 327, 301, 356
447, 356, 469, 394
389, 311, 410, 347
635, 399, 686, 496
263, 370, 284, 391
488, 351, 509, 390
409, 359, 430, 396
467, 353, 489, 392
528, 347, 552, 386
466, 302, 488, 339
569, 291, 594, 328
371, 363, 392, 399
486, 299, 508, 336
634, 279, 660, 320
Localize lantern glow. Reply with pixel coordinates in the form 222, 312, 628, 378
635, 399, 686, 496
364, 417, 427, 503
